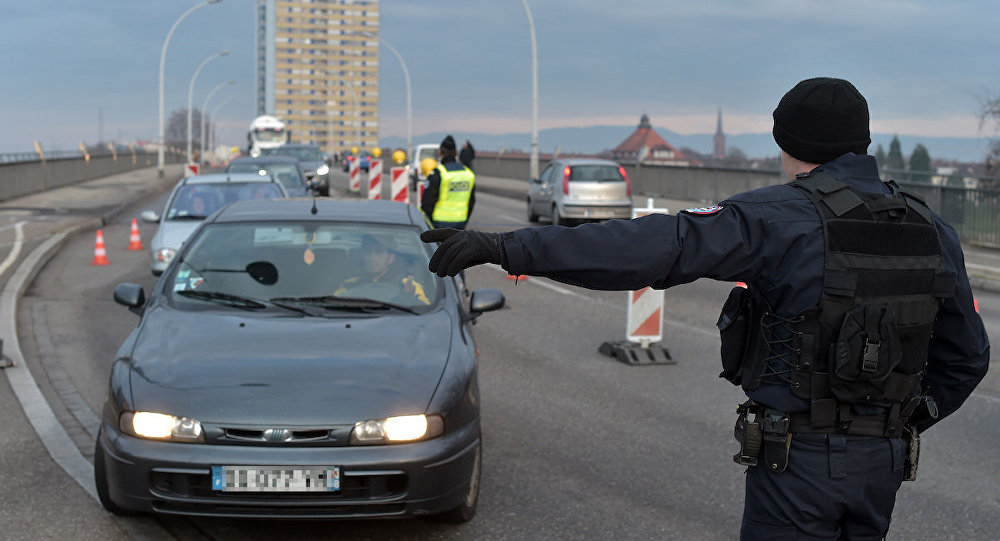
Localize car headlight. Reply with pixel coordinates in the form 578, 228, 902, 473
155, 248, 176, 263
119, 411, 204, 442
350, 414, 444, 445
316, 164, 330, 176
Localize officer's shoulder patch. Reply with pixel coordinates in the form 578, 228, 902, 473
682, 205, 724, 215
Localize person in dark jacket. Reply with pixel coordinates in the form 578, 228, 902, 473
459, 140, 476, 171
420, 78, 990, 540
421, 135, 476, 229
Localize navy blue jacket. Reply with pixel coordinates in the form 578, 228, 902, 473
500, 153, 989, 432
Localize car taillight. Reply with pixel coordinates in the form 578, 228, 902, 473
619, 166, 631, 196
563, 166, 571, 195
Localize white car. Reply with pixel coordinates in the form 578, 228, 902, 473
407, 143, 440, 191
142, 173, 288, 275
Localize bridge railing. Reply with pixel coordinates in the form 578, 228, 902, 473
0, 147, 185, 202
474, 155, 1000, 249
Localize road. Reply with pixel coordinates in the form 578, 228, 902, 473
4, 167, 999, 539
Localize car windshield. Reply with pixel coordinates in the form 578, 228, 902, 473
165, 183, 284, 220
569, 165, 624, 182
262, 146, 323, 161
227, 163, 305, 189
416, 147, 436, 162
253, 129, 285, 144
168, 222, 441, 312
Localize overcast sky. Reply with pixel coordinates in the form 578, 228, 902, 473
3, 0, 999, 152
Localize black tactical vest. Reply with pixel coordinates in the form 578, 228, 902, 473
718, 172, 955, 437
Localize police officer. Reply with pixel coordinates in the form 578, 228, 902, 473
420, 78, 990, 539
421, 135, 476, 229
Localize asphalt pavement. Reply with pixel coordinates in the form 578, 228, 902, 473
0, 166, 996, 539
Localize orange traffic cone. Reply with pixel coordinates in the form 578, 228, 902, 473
91, 230, 110, 266
127, 218, 143, 250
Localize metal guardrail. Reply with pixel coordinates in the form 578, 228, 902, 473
896, 181, 1000, 248
0, 150, 84, 164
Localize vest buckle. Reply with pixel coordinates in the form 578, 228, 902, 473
862, 338, 881, 373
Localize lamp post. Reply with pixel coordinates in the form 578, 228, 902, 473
200, 80, 235, 164
157, 0, 222, 177
187, 50, 230, 164
207, 96, 237, 156
352, 31, 411, 156
519, 0, 539, 180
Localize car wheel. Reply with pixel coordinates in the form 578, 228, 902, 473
552, 205, 566, 226
432, 433, 481, 523
94, 431, 139, 516
526, 198, 539, 223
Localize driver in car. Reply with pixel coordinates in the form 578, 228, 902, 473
334, 234, 430, 305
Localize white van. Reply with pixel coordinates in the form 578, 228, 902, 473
407, 143, 440, 191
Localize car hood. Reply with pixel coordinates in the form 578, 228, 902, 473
128, 307, 454, 426
298, 160, 324, 173
153, 220, 203, 252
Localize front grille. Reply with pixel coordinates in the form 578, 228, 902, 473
204, 425, 354, 446
150, 470, 407, 501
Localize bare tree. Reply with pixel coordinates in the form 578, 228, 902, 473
165, 108, 205, 147
978, 90, 1000, 176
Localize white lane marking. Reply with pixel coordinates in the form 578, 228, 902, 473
1, 228, 99, 501
483, 263, 716, 338
0, 221, 25, 276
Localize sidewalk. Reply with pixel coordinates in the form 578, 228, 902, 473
474, 174, 1000, 293
0, 165, 183, 540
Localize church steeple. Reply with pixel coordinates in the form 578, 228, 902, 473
713, 108, 726, 160
638, 113, 651, 129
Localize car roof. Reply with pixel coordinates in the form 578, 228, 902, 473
228, 155, 300, 165
211, 198, 423, 226
183, 173, 281, 185
553, 158, 622, 167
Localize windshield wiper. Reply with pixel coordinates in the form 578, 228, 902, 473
176, 290, 267, 310
269, 295, 419, 315
169, 214, 209, 221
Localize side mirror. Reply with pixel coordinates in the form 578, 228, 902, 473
466, 288, 505, 324
140, 210, 160, 223
113, 283, 146, 316
530, 178, 541, 184
305, 172, 316, 180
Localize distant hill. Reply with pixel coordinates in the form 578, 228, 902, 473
379, 126, 992, 163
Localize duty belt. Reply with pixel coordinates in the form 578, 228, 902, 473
733, 400, 791, 473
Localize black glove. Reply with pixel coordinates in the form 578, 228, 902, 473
420, 228, 502, 277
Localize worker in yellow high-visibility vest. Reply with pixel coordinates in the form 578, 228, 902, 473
421, 135, 476, 229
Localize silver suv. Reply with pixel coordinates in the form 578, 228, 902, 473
526, 158, 633, 225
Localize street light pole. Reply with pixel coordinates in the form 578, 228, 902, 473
207, 96, 237, 156
158, 0, 222, 177
520, 0, 539, 180
356, 32, 411, 156
187, 50, 229, 164
200, 80, 235, 165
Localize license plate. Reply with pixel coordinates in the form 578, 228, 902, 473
211, 466, 340, 492
585, 209, 613, 218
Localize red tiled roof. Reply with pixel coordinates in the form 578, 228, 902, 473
613, 126, 679, 154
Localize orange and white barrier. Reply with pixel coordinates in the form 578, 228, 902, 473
625, 198, 670, 345
391, 167, 408, 203
184, 163, 199, 177
417, 181, 425, 207
349, 158, 360, 193
367, 160, 382, 200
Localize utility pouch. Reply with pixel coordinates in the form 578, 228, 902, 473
902, 426, 920, 481
718, 286, 752, 385
733, 401, 762, 466
760, 410, 792, 473
831, 304, 903, 403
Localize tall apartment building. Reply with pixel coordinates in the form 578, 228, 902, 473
256, 0, 379, 154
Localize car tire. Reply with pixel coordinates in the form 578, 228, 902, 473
94, 431, 139, 516
552, 205, 566, 226
431, 433, 481, 523
526, 198, 539, 223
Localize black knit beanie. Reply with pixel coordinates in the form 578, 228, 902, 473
772, 77, 871, 164
440, 135, 457, 152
